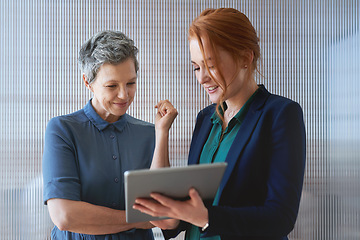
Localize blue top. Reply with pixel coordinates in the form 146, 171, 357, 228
42, 100, 155, 240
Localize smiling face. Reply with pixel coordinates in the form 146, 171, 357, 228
84, 58, 137, 123
190, 39, 221, 104
189, 38, 255, 108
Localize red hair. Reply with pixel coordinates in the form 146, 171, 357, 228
188, 8, 260, 121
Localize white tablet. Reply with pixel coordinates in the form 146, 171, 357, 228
124, 162, 227, 223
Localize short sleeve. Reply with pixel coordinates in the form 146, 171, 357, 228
42, 117, 81, 205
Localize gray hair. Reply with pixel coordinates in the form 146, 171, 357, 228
78, 30, 139, 84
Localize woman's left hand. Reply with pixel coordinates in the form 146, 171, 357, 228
133, 188, 209, 228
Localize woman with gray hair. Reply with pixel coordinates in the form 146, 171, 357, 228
42, 30, 177, 239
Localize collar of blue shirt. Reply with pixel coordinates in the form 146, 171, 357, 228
84, 99, 128, 132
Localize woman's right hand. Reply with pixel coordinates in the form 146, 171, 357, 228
154, 100, 178, 133
134, 188, 208, 229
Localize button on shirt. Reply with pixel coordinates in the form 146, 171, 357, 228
42, 100, 155, 240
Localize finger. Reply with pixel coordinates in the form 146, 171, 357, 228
188, 188, 204, 206
133, 202, 167, 218
134, 198, 170, 217
154, 101, 164, 109
189, 188, 200, 199
159, 105, 168, 116
155, 100, 169, 109
160, 104, 177, 118
135, 198, 161, 211
157, 101, 169, 117
157, 109, 165, 117
133, 203, 162, 217
154, 100, 177, 121
149, 193, 180, 208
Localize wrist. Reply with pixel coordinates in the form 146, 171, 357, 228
155, 129, 169, 138
198, 208, 209, 232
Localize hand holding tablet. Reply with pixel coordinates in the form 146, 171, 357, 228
124, 162, 227, 223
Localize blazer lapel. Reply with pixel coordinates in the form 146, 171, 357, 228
188, 109, 214, 165
217, 86, 270, 196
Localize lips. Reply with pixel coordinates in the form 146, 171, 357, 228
207, 86, 218, 93
114, 102, 128, 108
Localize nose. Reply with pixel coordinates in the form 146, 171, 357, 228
117, 86, 128, 99
197, 68, 211, 85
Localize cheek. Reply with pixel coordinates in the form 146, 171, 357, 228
194, 72, 201, 83
102, 90, 114, 99
98, 89, 116, 103
129, 88, 136, 98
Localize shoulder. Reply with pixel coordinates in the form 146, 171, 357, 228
259, 92, 304, 131
124, 115, 155, 146
252, 85, 302, 115
267, 92, 298, 105
125, 115, 155, 129
124, 115, 155, 138
264, 93, 303, 117
46, 109, 88, 133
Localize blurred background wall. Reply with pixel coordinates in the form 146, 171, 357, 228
0, 0, 359, 239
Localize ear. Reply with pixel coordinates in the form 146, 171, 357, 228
83, 74, 93, 92
243, 50, 254, 68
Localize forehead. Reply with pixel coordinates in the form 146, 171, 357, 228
189, 39, 212, 62
190, 38, 231, 65
96, 59, 136, 82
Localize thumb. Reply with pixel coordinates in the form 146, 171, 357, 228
189, 188, 201, 201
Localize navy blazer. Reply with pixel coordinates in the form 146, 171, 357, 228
163, 85, 306, 240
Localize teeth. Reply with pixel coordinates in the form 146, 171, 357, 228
208, 86, 217, 91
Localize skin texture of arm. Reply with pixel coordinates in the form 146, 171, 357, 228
47, 198, 152, 235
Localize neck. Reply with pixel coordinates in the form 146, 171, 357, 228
91, 99, 120, 123
225, 80, 258, 113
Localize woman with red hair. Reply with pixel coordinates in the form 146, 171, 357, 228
134, 8, 306, 240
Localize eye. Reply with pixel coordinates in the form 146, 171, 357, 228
127, 81, 136, 85
193, 67, 200, 72
106, 85, 116, 88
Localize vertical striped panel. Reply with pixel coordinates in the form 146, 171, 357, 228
0, 1, 359, 239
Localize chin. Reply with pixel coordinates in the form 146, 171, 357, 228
111, 110, 127, 118
209, 97, 221, 104
118, 111, 127, 117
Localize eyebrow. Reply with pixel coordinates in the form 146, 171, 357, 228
191, 58, 212, 64
105, 76, 137, 82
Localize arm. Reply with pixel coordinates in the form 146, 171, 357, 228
150, 100, 178, 169
47, 198, 152, 235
